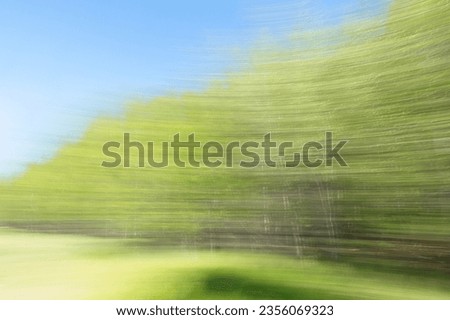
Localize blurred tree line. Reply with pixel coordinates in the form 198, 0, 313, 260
1, 0, 448, 274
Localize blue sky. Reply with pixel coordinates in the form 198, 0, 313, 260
0, 0, 388, 178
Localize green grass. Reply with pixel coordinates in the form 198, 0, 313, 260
0, 0, 449, 297
1, 229, 448, 299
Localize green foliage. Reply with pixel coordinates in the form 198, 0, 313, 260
0, 0, 449, 276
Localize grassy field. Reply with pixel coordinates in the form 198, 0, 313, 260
1, 229, 448, 300
0, 0, 449, 299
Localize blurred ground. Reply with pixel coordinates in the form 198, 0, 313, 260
1, 229, 448, 299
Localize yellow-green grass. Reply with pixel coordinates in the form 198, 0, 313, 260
1, 229, 448, 300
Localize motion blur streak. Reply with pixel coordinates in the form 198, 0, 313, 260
0, 0, 449, 299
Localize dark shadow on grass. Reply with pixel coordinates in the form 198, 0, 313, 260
202, 272, 352, 299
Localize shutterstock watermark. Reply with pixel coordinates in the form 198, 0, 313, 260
101, 132, 348, 168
